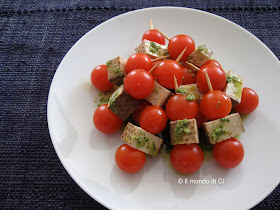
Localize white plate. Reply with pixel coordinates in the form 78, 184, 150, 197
47, 7, 280, 210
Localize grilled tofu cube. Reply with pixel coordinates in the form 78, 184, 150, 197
106, 56, 126, 86
176, 84, 203, 100
187, 44, 213, 67
203, 113, 245, 144
108, 85, 140, 121
135, 39, 168, 59
145, 82, 173, 107
225, 70, 244, 104
170, 119, 199, 145
121, 122, 163, 156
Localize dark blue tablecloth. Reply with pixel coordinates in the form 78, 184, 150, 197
1, 1, 279, 209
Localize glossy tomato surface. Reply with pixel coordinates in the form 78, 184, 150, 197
115, 144, 146, 173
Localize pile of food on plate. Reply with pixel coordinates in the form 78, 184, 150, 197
90, 20, 259, 174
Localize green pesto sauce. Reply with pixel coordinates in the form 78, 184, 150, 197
113, 67, 120, 74
176, 88, 187, 95
135, 136, 150, 148
220, 118, 230, 123
106, 60, 112, 67
211, 124, 229, 142
146, 142, 156, 156
174, 119, 192, 140
186, 94, 196, 101
108, 90, 120, 114
227, 75, 243, 99
94, 87, 117, 107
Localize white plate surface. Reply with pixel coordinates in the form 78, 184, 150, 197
47, 7, 280, 210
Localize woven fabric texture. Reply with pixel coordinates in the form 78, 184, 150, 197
0, 1, 279, 209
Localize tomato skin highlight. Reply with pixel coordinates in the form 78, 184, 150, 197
213, 137, 244, 168
152, 60, 184, 89
196, 65, 227, 94
124, 69, 154, 99
168, 34, 195, 62
142, 29, 165, 45
126, 53, 152, 74
170, 144, 204, 174
93, 104, 123, 134
132, 100, 151, 125
140, 106, 168, 134
115, 144, 146, 173
90, 65, 114, 91
234, 87, 259, 114
200, 90, 232, 121
165, 94, 198, 121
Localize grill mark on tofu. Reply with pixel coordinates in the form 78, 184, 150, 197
187, 44, 213, 67
170, 118, 199, 145
176, 84, 203, 101
121, 122, 164, 156
225, 70, 244, 104
108, 85, 140, 121
106, 56, 126, 86
135, 39, 168, 59
203, 113, 245, 144
145, 82, 173, 107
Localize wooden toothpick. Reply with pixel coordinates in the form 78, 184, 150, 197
176, 47, 187, 62
152, 55, 169, 62
185, 61, 200, 72
157, 93, 164, 107
174, 75, 179, 91
149, 61, 162, 74
205, 70, 213, 91
150, 18, 154, 30
153, 27, 170, 41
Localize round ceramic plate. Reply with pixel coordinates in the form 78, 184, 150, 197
47, 7, 280, 210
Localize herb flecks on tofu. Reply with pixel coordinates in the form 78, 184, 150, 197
175, 119, 192, 140
211, 124, 229, 142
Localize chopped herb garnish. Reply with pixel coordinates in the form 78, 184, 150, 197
146, 142, 156, 155
211, 124, 229, 142
149, 41, 162, 55
113, 67, 120, 74
106, 60, 112, 67
186, 94, 196, 101
177, 88, 187, 95
220, 118, 230, 123
174, 119, 192, 140
135, 136, 149, 148
198, 45, 205, 52
217, 101, 221, 109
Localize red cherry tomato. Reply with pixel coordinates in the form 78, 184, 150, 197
93, 104, 123, 134
196, 65, 227, 94
196, 108, 208, 128
142, 29, 165, 45
213, 137, 244, 168
152, 59, 184, 89
165, 94, 198, 121
132, 100, 151, 125
200, 90, 232, 120
202, 59, 222, 68
170, 144, 204, 174
90, 65, 114, 91
168, 34, 195, 62
234, 87, 259, 114
115, 144, 146, 173
126, 53, 152, 74
182, 65, 196, 85
124, 69, 154, 99
140, 106, 167, 134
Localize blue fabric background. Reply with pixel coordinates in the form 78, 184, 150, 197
1, 1, 279, 209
